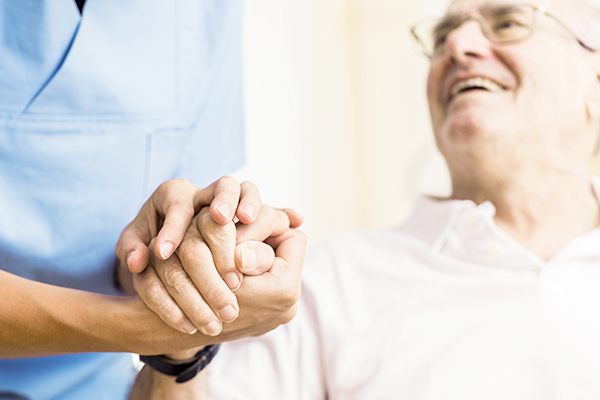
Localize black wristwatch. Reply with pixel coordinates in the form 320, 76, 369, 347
139, 344, 221, 383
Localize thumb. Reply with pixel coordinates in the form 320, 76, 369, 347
235, 241, 276, 276
115, 222, 151, 274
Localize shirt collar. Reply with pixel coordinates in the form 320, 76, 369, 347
400, 176, 600, 271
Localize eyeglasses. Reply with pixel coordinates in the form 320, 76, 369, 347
410, 3, 594, 59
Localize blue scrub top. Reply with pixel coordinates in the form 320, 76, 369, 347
0, 0, 244, 399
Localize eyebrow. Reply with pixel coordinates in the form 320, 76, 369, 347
432, 14, 463, 39
434, 2, 529, 36
442, 2, 525, 19
480, 3, 527, 17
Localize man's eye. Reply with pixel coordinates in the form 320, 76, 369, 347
498, 20, 516, 29
434, 34, 447, 50
492, 15, 528, 32
432, 26, 454, 50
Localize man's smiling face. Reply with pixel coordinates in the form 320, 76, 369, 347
426, 0, 600, 177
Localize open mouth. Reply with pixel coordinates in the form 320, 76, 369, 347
449, 77, 504, 100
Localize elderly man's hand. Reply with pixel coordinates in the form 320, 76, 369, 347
133, 205, 303, 336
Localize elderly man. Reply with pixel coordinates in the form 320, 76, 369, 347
129, 0, 600, 398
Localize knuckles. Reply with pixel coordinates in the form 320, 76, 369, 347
212, 176, 241, 199
177, 240, 208, 266
204, 286, 236, 309
277, 285, 301, 310
201, 221, 235, 238
260, 205, 278, 225
139, 279, 170, 311
240, 180, 258, 190
216, 175, 238, 187
159, 302, 187, 329
286, 227, 307, 244
187, 307, 217, 327
158, 178, 194, 193
163, 267, 191, 294
199, 216, 236, 243
168, 200, 195, 219
133, 177, 305, 340
279, 303, 299, 325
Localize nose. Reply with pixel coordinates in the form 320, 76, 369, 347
443, 19, 493, 64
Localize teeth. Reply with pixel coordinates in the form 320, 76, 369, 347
450, 77, 503, 98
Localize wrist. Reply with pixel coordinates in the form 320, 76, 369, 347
164, 347, 206, 361
118, 298, 211, 355
140, 344, 221, 383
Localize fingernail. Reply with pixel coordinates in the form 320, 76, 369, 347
241, 204, 255, 219
182, 320, 198, 335
203, 321, 222, 336
126, 251, 134, 269
217, 203, 232, 220
219, 305, 238, 322
224, 272, 241, 291
240, 247, 257, 272
160, 242, 174, 259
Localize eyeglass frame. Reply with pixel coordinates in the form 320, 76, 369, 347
410, 3, 595, 59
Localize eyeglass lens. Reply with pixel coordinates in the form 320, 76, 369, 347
416, 4, 535, 56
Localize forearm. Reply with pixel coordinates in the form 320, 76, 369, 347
0, 269, 212, 358
129, 365, 207, 400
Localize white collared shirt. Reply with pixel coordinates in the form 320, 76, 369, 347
209, 191, 600, 399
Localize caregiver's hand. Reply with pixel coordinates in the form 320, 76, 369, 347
115, 177, 261, 275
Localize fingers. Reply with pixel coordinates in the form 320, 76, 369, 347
115, 179, 198, 272
266, 227, 307, 263
235, 241, 276, 276
235, 181, 262, 224
230, 228, 306, 334
153, 199, 196, 260
152, 180, 199, 260
116, 177, 266, 275
197, 177, 263, 226
197, 208, 243, 291
153, 178, 260, 259
149, 252, 227, 336
265, 228, 306, 285
233, 205, 304, 277
176, 214, 240, 331
262, 228, 307, 308
280, 208, 304, 229
133, 262, 198, 335
115, 221, 151, 274
236, 205, 292, 243
196, 176, 241, 225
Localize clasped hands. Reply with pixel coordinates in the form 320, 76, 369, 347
115, 177, 306, 356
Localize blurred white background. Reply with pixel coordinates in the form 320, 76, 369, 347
232, 0, 453, 246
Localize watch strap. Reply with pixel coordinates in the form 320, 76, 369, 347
140, 344, 221, 383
